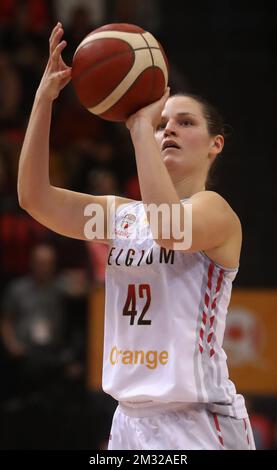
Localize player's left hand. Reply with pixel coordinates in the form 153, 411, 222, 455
126, 87, 170, 132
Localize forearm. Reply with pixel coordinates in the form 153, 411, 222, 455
17, 92, 53, 208
130, 118, 185, 244
130, 118, 180, 206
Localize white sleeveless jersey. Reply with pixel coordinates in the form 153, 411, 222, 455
103, 201, 248, 419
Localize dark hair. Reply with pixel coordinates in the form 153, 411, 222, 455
171, 93, 231, 189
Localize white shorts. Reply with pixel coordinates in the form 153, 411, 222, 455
108, 403, 256, 450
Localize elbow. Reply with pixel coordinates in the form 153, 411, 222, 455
17, 177, 38, 212
17, 185, 27, 210
18, 193, 27, 210
17, 182, 32, 211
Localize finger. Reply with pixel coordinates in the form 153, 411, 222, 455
49, 27, 63, 56
125, 115, 132, 130
50, 68, 71, 85
60, 71, 72, 89
55, 68, 72, 80
59, 57, 68, 69
163, 87, 170, 99
49, 21, 62, 45
54, 68, 72, 89
49, 26, 64, 55
50, 40, 67, 69
159, 87, 170, 105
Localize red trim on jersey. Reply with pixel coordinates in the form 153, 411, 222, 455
213, 413, 224, 447
209, 348, 215, 357
243, 418, 250, 447
207, 262, 214, 289
198, 262, 215, 354
198, 263, 226, 358
204, 292, 210, 308
206, 267, 225, 358
211, 269, 224, 309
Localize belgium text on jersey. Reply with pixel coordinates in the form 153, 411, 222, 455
83, 196, 192, 250
107, 245, 175, 267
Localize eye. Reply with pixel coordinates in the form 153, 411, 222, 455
179, 119, 193, 127
156, 122, 166, 132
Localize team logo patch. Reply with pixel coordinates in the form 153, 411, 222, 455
115, 213, 136, 238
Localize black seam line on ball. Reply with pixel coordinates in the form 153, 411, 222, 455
74, 36, 160, 57
139, 34, 155, 67
133, 46, 160, 50
139, 33, 157, 107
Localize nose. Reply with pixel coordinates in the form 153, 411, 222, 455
164, 119, 177, 137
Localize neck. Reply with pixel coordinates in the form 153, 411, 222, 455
174, 175, 206, 199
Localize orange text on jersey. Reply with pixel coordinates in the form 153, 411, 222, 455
109, 346, 168, 370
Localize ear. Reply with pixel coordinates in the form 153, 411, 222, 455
209, 134, 224, 159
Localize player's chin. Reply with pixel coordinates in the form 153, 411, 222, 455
162, 152, 182, 168
162, 147, 182, 160
163, 157, 181, 177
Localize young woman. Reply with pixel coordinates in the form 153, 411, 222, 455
18, 23, 255, 450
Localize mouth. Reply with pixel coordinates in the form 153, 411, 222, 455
162, 140, 181, 151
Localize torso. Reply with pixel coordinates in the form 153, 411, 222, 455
103, 200, 247, 418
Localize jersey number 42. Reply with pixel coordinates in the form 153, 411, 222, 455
123, 284, 152, 326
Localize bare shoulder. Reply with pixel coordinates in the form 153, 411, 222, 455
188, 191, 242, 269
189, 190, 241, 231
190, 190, 233, 209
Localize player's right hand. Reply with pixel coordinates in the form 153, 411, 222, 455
37, 22, 72, 102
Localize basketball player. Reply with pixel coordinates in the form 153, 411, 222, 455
18, 23, 255, 450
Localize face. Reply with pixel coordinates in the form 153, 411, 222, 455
155, 96, 223, 182
31, 246, 56, 281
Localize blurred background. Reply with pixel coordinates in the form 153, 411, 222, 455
0, 0, 276, 450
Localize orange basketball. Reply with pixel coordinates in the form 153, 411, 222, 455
71, 23, 169, 122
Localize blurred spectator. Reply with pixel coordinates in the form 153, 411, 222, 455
0, 51, 22, 129
0, 243, 84, 402
59, 4, 96, 63
51, 97, 110, 148
87, 168, 119, 196
0, 0, 52, 34
109, 0, 162, 34
64, 140, 118, 193
0, 1, 53, 61
54, 0, 105, 29
0, 141, 51, 295
0, 208, 49, 294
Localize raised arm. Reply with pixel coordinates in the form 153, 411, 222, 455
18, 23, 132, 243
